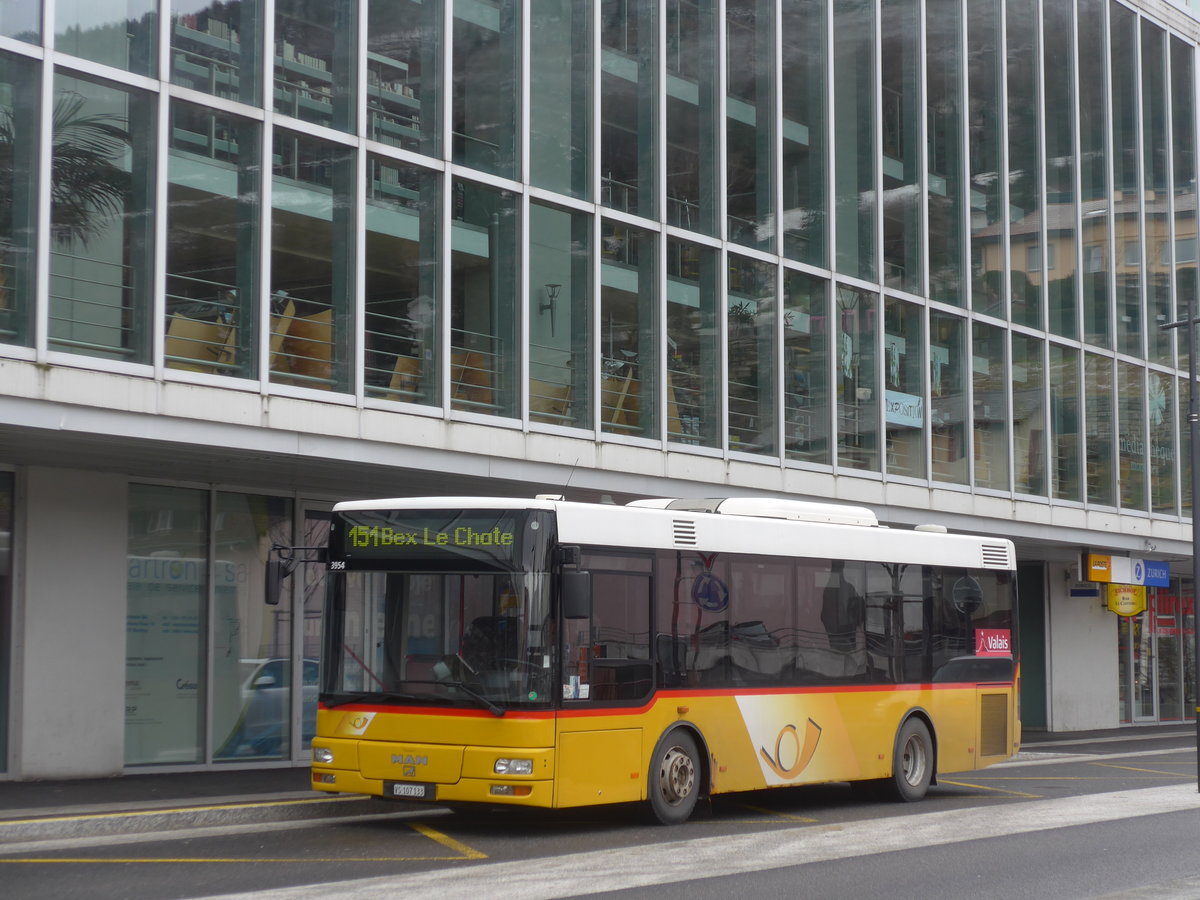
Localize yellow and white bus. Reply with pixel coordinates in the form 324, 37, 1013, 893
309, 495, 1018, 824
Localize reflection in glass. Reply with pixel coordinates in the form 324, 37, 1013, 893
1144, 21, 1171, 366
930, 311, 967, 483
602, 0, 657, 219
1150, 371, 1176, 514
601, 221, 658, 437
0, 3, 39, 42
1049, 344, 1082, 502
1012, 334, 1045, 495
727, 255, 775, 454
274, 0, 355, 132
529, 203, 591, 428
212, 493, 294, 761
667, 238, 718, 447
49, 75, 155, 363
1079, 0, 1110, 348
781, 0, 825, 265
884, 298, 923, 478
784, 271, 829, 464
269, 130, 354, 392
531, 0, 590, 199
1044, 0, 1076, 338
364, 156, 440, 406
1182, 383, 1192, 517
0, 471, 11, 771
926, 0, 963, 305
1172, 37, 1197, 365
1112, 2, 1141, 357
881, 0, 921, 294
171, 0, 262, 104
126, 485, 207, 765
56, 0, 157, 75
836, 287, 878, 471
451, 179, 518, 417
1085, 352, 1115, 505
0, 53, 38, 347
1007, 0, 1041, 329
453, 0, 519, 179
726, 0, 772, 250
972, 322, 1008, 490
834, 0, 876, 281
665, 0, 717, 235
165, 101, 261, 378
368, 0, 441, 157
967, 0, 1003, 315
1118, 361, 1146, 510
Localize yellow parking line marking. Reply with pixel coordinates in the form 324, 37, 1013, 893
937, 779, 1041, 798
734, 804, 818, 823
409, 822, 488, 859
1087, 762, 1195, 778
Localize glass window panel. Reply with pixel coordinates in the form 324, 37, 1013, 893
1079, 0, 1110, 348
49, 73, 155, 363
364, 156, 441, 406
601, 220, 659, 437
967, 0, 1003, 316
269, 129, 355, 392
453, 0, 519, 179
1111, 2, 1141, 357
126, 485, 207, 765
0, 52, 38, 348
165, 101, 261, 379
1012, 334, 1046, 495
664, 0, 716, 234
1049, 344, 1082, 502
1172, 37, 1197, 364
451, 178, 519, 417
603, 0, 658, 219
833, 0, 876, 281
784, 270, 830, 464
726, 0, 772, 251
1118, 361, 1146, 510
881, 0, 921, 294
171, 0, 262, 104
836, 286, 879, 470
1007, 0, 1041, 329
274, 0, 355, 132
1150, 371, 1176, 514
884, 298, 924, 478
56, 0, 157, 75
530, 0, 590, 199
0, 471, 10, 771
667, 238, 719, 447
1144, 21, 1170, 366
727, 255, 776, 454
781, 0, 826, 266
368, 0, 441, 157
1044, 0, 1077, 339
926, 0, 964, 305
1085, 351, 1116, 505
930, 311, 967, 483
0, 3, 39, 42
212, 493, 294, 761
529, 203, 591, 428
973, 322, 1008, 490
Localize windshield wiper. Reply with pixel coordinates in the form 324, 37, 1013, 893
401, 680, 506, 717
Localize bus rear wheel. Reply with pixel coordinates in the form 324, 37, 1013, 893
649, 730, 700, 825
887, 717, 933, 802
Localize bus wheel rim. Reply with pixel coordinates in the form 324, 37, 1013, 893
901, 734, 927, 786
659, 746, 695, 805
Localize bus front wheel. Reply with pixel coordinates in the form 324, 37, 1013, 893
648, 730, 701, 825
887, 717, 933, 802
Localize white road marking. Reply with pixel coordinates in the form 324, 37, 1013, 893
196, 784, 1200, 900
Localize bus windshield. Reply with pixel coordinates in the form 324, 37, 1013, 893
324, 569, 557, 712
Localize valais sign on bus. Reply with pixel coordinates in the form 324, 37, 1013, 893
975, 629, 1012, 657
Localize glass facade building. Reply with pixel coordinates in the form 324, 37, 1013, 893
1, 0, 1200, 775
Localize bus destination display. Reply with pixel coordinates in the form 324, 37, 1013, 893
331, 510, 526, 569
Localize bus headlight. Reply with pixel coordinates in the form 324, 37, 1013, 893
494, 758, 533, 775
313, 747, 335, 764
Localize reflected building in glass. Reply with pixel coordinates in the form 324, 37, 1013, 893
3, 0, 1200, 778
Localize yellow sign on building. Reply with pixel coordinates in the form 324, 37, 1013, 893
1107, 584, 1147, 617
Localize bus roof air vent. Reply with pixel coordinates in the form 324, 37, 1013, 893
712, 497, 878, 527
673, 519, 698, 546
981, 543, 1012, 569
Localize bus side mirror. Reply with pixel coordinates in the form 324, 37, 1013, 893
561, 570, 592, 619
265, 559, 292, 606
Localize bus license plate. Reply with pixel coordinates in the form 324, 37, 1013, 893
385, 781, 433, 799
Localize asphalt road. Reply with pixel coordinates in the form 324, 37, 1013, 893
1, 729, 1197, 900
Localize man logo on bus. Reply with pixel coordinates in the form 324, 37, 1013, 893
759, 718, 822, 779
